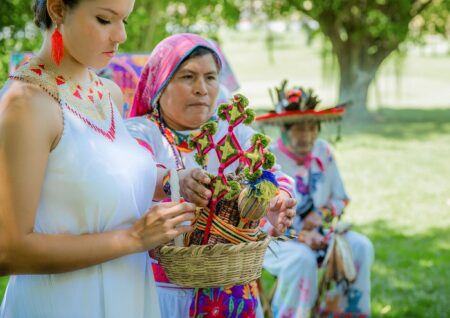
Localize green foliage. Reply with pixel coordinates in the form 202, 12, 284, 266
120, 1, 170, 52
0, 0, 41, 79
0, 0, 243, 80
266, 0, 445, 57
121, 0, 241, 52
258, 0, 449, 112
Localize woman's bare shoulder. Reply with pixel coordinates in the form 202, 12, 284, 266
1, 80, 58, 111
0, 81, 62, 146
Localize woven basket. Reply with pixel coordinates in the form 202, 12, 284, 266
188, 198, 260, 245
156, 237, 270, 288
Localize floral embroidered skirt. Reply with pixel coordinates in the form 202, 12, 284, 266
189, 282, 259, 318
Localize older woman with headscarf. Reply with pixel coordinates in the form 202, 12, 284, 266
126, 33, 296, 318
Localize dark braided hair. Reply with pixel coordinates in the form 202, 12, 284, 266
181, 46, 221, 72
33, 0, 81, 30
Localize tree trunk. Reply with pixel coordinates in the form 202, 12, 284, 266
316, 12, 400, 121
337, 55, 378, 121
324, 31, 396, 121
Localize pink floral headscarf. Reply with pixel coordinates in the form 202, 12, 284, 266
128, 33, 222, 118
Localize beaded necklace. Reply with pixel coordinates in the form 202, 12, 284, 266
10, 58, 116, 141
146, 107, 207, 170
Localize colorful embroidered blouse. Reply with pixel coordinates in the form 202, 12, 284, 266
268, 138, 349, 233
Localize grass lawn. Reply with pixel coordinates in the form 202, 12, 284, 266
225, 30, 450, 317
1, 29, 449, 316
337, 108, 450, 317
259, 107, 450, 318
0, 277, 6, 301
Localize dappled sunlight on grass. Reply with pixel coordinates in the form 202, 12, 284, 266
366, 222, 449, 317
336, 109, 450, 235
260, 108, 450, 317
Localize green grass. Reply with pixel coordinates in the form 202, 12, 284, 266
223, 29, 450, 317
337, 108, 450, 317
260, 108, 450, 317
0, 277, 7, 301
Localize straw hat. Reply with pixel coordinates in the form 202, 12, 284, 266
256, 79, 348, 126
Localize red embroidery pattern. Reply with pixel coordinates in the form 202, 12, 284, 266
11, 60, 116, 142
64, 96, 116, 141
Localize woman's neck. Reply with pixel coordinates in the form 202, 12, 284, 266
277, 138, 308, 165
36, 34, 91, 85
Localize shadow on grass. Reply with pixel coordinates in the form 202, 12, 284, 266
361, 220, 450, 318
342, 107, 450, 141
261, 221, 450, 318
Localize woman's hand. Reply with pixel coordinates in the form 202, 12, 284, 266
298, 230, 326, 250
266, 191, 297, 233
302, 211, 322, 231
129, 201, 196, 252
178, 168, 212, 207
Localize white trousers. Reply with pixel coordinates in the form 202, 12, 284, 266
260, 231, 374, 318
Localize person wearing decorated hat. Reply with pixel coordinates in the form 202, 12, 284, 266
125, 33, 297, 318
256, 82, 374, 318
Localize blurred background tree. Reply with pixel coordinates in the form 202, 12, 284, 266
0, 0, 241, 79
0, 0, 41, 79
260, 0, 450, 118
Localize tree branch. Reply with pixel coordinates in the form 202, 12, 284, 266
412, 0, 434, 16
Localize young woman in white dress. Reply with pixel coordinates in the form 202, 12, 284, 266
0, 1, 207, 317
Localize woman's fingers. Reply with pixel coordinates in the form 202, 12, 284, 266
168, 212, 195, 228
178, 168, 212, 205
149, 202, 196, 219
190, 168, 211, 185
184, 185, 210, 207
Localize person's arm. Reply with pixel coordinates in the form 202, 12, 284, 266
125, 118, 213, 206
321, 150, 349, 218
0, 83, 195, 276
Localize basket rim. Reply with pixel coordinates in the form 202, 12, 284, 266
158, 237, 270, 257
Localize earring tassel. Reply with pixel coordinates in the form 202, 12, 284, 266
51, 28, 64, 65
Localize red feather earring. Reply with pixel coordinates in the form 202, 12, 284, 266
51, 26, 64, 65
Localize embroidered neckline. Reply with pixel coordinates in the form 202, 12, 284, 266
145, 107, 211, 170
277, 138, 324, 171
10, 58, 116, 141
146, 109, 196, 153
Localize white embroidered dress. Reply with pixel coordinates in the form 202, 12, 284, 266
0, 60, 160, 318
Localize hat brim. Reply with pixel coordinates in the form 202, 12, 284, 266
256, 108, 345, 125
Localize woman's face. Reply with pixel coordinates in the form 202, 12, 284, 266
159, 53, 220, 131
285, 121, 319, 157
60, 0, 134, 69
